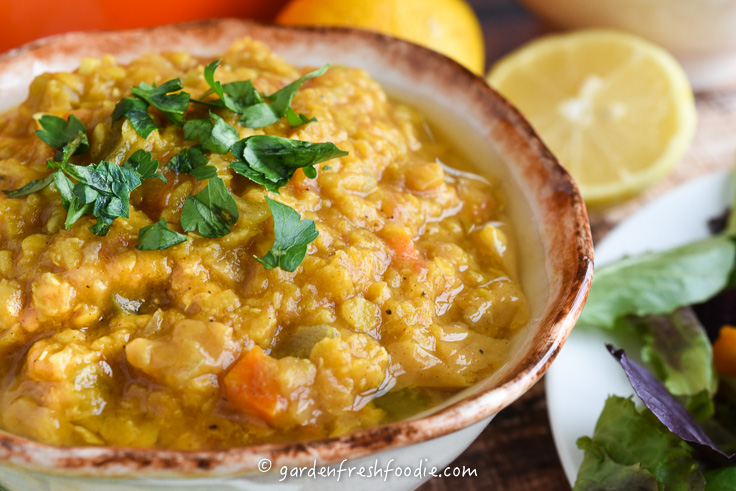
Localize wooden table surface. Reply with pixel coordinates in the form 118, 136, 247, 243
419, 1, 736, 490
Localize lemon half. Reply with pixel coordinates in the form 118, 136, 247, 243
487, 30, 696, 208
277, 0, 485, 75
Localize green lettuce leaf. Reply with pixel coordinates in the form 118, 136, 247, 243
574, 396, 705, 491
579, 236, 736, 329
705, 467, 736, 490
628, 308, 718, 420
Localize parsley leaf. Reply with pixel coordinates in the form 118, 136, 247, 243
180, 176, 239, 238
47, 150, 164, 235
183, 111, 239, 154
238, 102, 280, 129
268, 65, 328, 117
240, 65, 327, 129
222, 80, 264, 109
130, 79, 190, 126
35, 114, 89, 156
112, 97, 158, 138
199, 60, 326, 129
4, 128, 88, 198
53, 160, 143, 235
123, 149, 166, 183
136, 218, 187, 251
167, 146, 217, 180
230, 135, 348, 193
285, 107, 316, 127
256, 197, 318, 272
198, 59, 264, 113
3, 173, 56, 198
53, 171, 74, 209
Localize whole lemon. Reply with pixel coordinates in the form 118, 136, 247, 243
276, 0, 485, 74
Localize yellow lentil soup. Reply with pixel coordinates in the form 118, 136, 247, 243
0, 38, 529, 449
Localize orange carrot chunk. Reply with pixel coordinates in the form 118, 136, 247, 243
381, 225, 420, 263
223, 346, 285, 424
713, 325, 736, 377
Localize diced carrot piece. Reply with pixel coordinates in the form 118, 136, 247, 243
382, 226, 420, 262
223, 346, 285, 424
713, 325, 736, 377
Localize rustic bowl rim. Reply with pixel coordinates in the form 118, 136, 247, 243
0, 19, 593, 478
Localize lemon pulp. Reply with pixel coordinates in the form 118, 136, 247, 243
488, 29, 696, 208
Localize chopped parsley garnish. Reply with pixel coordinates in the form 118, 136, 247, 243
256, 197, 319, 272
167, 146, 217, 180
4, 117, 89, 198
123, 149, 166, 182
3, 173, 55, 198
35, 114, 90, 158
136, 218, 187, 251
112, 97, 157, 138
183, 111, 239, 154
4, 61, 348, 271
180, 176, 239, 238
131, 79, 190, 126
50, 150, 165, 235
230, 135, 348, 193
199, 59, 264, 114
240, 65, 327, 129
113, 78, 191, 137
199, 60, 326, 129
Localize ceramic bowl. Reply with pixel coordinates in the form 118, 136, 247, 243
0, 19, 593, 491
518, 0, 736, 91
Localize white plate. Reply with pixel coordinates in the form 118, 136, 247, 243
546, 170, 735, 485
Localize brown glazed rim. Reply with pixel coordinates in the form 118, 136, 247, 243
0, 19, 593, 478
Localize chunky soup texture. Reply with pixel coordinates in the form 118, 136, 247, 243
0, 39, 528, 448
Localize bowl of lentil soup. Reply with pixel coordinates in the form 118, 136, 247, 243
0, 19, 592, 490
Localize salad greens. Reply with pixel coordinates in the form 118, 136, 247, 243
575, 396, 705, 491
629, 308, 718, 420
573, 171, 736, 490
607, 346, 733, 466
578, 236, 735, 329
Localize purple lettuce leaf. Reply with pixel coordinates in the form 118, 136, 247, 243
607, 344, 736, 466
